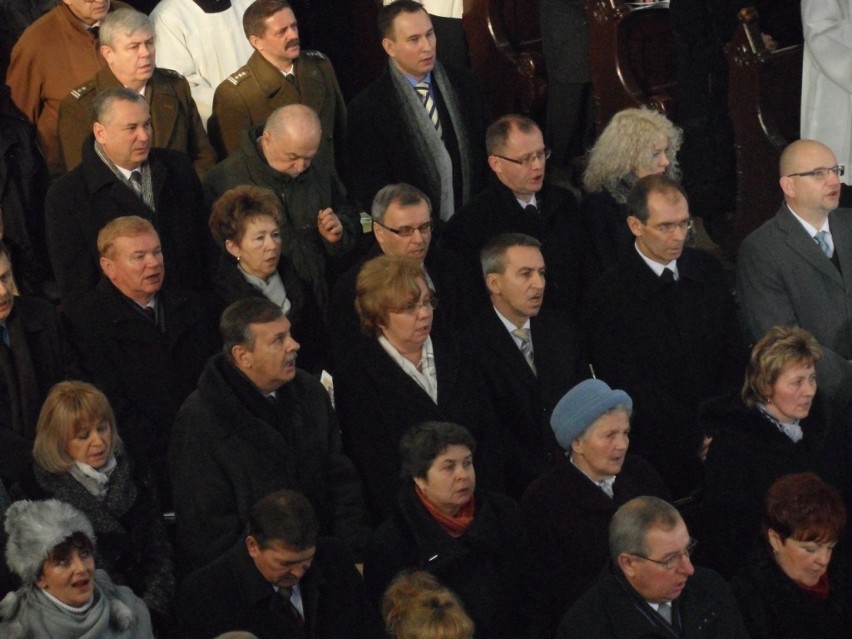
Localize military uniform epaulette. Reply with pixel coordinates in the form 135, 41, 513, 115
302, 50, 327, 60
226, 68, 252, 85
69, 82, 96, 100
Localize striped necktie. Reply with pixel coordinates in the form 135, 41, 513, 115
415, 81, 443, 139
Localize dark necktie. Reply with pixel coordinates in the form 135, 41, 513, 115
524, 203, 538, 216
143, 306, 156, 324
414, 81, 443, 139
284, 72, 298, 88
89, 25, 100, 40
0, 323, 9, 349
277, 587, 304, 626
660, 268, 675, 284
129, 170, 143, 197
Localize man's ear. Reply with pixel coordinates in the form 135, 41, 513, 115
617, 553, 636, 578
93, 121, 106, 145
246, 535, 260, 558
382, 36, 396, 58
485, 272, 501, 296
779, 175, 796, 200
626, 215, 643, 239
232, 343, 251, 369
99, 256, 114, 279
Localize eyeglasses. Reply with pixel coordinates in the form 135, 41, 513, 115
786, 165, 845, 180
492, 148, 552, 167
388, 297, 438, 315
374, 220, 434, 238
629, 538, 698, 570
644, 219, 694, 235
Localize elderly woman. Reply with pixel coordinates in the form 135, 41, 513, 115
21, 381, 174, 629
581, 108, 682, 272
209, 185, 331, 372
0, 499, 152, 637
731, 473, 852, 638
703, 326, 843, 577
334, 255, 500, 521
364, 422, 532, 639
521, 379, 669, 635
382, 571, 475, 639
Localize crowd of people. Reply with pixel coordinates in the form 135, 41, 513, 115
1, 0, 852, 636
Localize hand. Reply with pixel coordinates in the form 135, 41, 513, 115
699, 436, 713, 462
762, 33, 778, 51
317, 208, 343, 244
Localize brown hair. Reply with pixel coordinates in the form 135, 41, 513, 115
209, 185, 284, 250
97, 215, 157, 258
33, 381, 123, 473
764, 472, 846, 543
382, 570, 475, 639
741, 326, 822, 408
354, 255, 429, 337
243, 0, 292, 39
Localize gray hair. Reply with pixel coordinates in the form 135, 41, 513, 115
91, 86, 147, 125
609, 496, 682, 563
99, 8, 153, 48
370, 183, 432, 222
479, 232, 541, 279
264, 104, 321, 141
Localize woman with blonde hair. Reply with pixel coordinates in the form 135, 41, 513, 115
382, 571, 474, 639
20, 381, 174, 632
581, 108, 682, 271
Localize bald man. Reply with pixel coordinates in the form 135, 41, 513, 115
737, 139, 852, 403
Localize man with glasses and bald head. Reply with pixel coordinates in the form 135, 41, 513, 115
584, 174, 746, 499
738, 138, 852, 404
557, 496, 747, 638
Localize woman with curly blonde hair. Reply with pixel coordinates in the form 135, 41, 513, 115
581, 108, 682, 271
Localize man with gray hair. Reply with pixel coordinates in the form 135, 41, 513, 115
557, 496, 747, 638
46, 87, 210, 304
328, 182, 480, 367
58, 8, 216, 178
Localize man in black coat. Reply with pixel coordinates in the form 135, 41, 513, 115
65, 216, 219, 499
443, 114, 587, 315
584, 175, 745, 498
46, 87, 211, 306
345, 0, 487, 220
178, 489, 383, 639
0, 240, 79, 484
557, 496, 748, 639
463, 233, 583, 497
169, 297, 370, 573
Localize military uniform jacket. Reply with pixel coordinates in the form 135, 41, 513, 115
209, 50, 346, 172
58, 66, 216, 179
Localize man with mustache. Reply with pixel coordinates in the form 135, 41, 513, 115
178, 489, 382, 638
169, 296, 370, 573
462, 233, 583, 498
443, 114, 588, 315
584, 175, 745, 499
58, 8, 216, 179
46, 87, 212, 305
209, 0, 346, 174
64, 216, 219, 501
738, 139, 852, 405
557, 496, 748, 638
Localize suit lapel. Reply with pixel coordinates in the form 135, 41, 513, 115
481, 308, 538, 390
779, 206, 844, 286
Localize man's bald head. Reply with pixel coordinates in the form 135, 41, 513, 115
261, 104, 322, 177
778, 139, 841, 224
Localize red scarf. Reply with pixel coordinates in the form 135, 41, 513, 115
796, 572, 830, 600
415, 484, 475, 538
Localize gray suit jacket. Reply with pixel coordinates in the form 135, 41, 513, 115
737, 204, 852, 402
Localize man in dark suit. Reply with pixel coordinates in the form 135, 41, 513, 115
585, 175, 745, 498
463, 233, 583, 498
0, 240, 79, 484
178, 489, 382, 639
58, 8, 216, 179
328, 182, 481, 368
345, 0, 487, 220
443, 114, 586, 314
65, 216, 219, 499
738, 139, 852, 404
209, 0, 347, 173
46, 87, 211, 306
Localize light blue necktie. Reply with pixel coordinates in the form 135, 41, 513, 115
814, 230, 832, 257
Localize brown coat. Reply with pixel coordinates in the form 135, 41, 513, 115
58, 66, 217, 179
6, 1, 129, 177
208, 49, 346, 172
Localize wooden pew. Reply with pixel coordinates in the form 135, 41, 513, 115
582, 0, 677, 134
463, 0, 548, 120
725, 6, 802, 251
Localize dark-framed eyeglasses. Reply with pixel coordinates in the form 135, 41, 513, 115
786, 165, 845, 180
492, 148, 552, 167
388, 297, 438, 315
629, 538, 698, 571
374, 220, 434, 238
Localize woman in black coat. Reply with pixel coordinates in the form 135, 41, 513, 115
731, 472, 852, 638
23, 381, 174, 631
704, 326, 839, 578
364, 421, 534, 639
334, 255, 502, 522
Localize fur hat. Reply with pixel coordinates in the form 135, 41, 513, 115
4, 499, 96, 585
